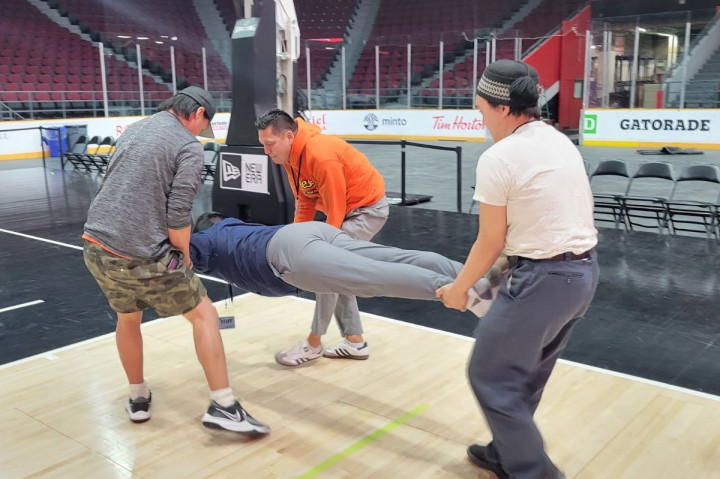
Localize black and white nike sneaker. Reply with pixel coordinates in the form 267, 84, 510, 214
201, 400, 270, 436
127, 393, 152, 423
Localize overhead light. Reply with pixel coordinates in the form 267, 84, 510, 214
117, 35, 131, 39
171, 36, 178, 41
136, 36, 149, 40
155, 41, 164, 44
637, 27, 647, 32
160, 35, 169, 39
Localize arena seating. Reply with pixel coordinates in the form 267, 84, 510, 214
0, 0, 172, 117
49, 0, 230, 92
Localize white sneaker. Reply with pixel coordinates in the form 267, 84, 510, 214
323, 338, 370, 360
466, 264, 506, 317
274, 341, 323, 367
126, 393, 151, 423
467, 281, 493, 317
487, 265, 505, 290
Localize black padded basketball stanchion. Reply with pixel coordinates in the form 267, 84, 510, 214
212, 0, 294, 225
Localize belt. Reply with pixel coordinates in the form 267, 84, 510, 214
516, 249, 593, 262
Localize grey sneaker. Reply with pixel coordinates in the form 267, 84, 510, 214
274, 341, 323, 366
201, 400, 270, 436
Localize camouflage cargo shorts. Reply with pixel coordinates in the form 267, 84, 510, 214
83, 241, 207, 317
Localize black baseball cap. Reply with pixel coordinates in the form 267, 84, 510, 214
178, 86, 216, 138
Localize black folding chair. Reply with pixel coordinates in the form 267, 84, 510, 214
86, 135, 102, 155
78, 153, 104, 172
589, 159, 630, 228
620, 162, 675, 233
90, 154, 111, 173
94, 136, 115, 154
63, 152, 91, 171
665, 164, 720, 238
69, 134, 88, 154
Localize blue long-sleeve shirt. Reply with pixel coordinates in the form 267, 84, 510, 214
189, 218, 298, 297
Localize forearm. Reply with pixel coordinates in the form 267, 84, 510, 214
453, 235, 504, 291
316, 162, 347, 227
325, 210, 345, 228
168, 226, 192, 265
294, 198, 317, 222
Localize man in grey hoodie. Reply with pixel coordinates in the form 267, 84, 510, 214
83, 86, 269, 437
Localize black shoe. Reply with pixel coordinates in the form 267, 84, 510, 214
540, 468, 566, 479
467, 444, 509, 479
126, 393, 152, 423
201, 400, 270, 437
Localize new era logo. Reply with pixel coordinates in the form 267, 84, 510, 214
218, 152, 268, 194
221, 160, 241, 182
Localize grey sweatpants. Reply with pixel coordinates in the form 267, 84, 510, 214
467, 252, 599, 479
265, 222, 465, 312
313, 197, 389, 336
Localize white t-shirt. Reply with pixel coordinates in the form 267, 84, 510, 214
474, 120, 597, 258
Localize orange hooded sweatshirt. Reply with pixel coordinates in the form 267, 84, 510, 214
285, 118, 385, 228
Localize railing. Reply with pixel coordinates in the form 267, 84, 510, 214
347, 139, 463, 213
0, 102, 24, 121
307, 87, 476, 110
0, 125, 66, 168
664, 8, 720, 81
0, 90, 232, 120
664, 79, 720, 108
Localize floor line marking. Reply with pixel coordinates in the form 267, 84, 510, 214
0, 299, 45, 314
0, 296, 250, 370
0, 228, 83, 250
295, 404, 429, 479
0, 227, 228, 284
287, 296, 720, 403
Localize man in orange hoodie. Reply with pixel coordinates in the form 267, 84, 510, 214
255, 109, 389, 367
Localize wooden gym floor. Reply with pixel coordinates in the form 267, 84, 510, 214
1, 294, 719, 479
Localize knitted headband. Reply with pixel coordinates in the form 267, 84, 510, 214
476, 59, 539, 109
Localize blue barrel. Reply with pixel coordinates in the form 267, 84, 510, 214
43, 126, 68, 157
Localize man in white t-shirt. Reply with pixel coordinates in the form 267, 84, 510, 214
437, 60, 599, 479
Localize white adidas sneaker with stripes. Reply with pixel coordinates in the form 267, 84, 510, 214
323, 338, 370, 360
274, 341, 323, 366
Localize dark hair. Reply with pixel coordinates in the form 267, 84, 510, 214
476, 60, 541, 119
158, 94, 210, 121
484, 97, 542, 119
194, 211, 226, 233
254, 109, 298, 135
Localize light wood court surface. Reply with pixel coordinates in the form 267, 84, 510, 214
1, 294, 719, 479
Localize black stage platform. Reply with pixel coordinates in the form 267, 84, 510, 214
1, 166, 719, 397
